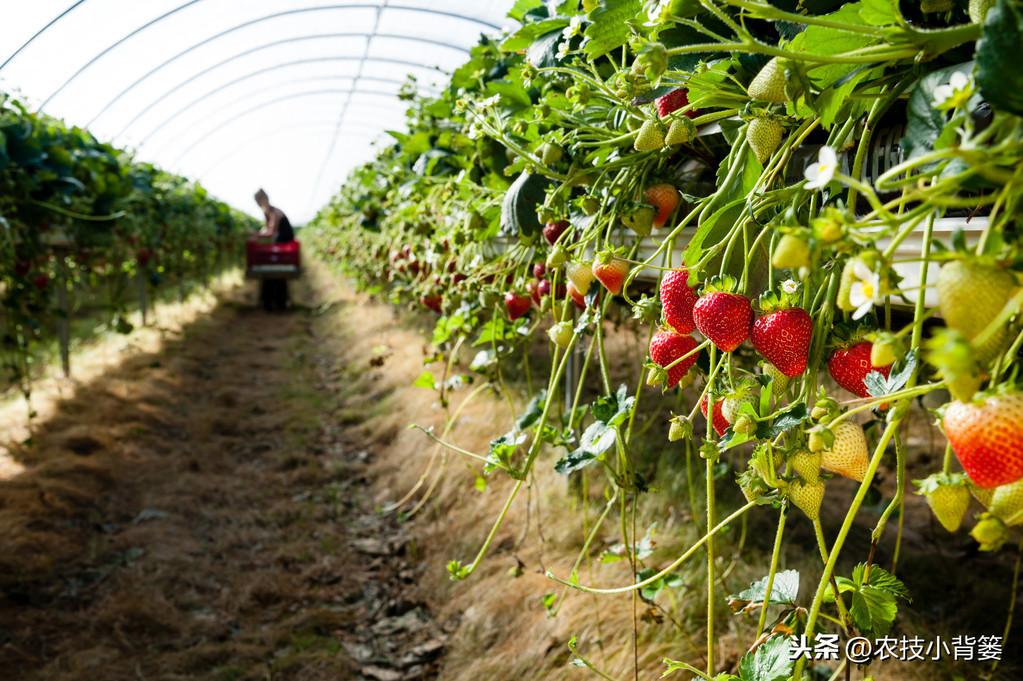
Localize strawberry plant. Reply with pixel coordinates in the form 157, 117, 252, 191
309, 1, 1023, 678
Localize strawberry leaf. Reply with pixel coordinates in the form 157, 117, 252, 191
976, 0, 1023, 117
582, 0, 642, 59
728, 570, 800, 613
736, 636, 793, 681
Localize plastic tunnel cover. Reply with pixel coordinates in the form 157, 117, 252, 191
0, 0, 516, 221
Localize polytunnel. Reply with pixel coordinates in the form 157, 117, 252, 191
3, 2, 1023, 680
0, 0, 514, 221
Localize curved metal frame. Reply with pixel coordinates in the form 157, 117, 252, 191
131, 57, 435, 142
93, 28, 468, 128
164, 87, 403, 165
35, 2, 496, 111
140, 71, 411, 144
116, 36, 448, 139
0, 0, 89, 71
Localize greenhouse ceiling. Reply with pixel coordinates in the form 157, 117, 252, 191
0, 0, 516, 223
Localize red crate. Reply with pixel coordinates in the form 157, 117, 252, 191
245, 239, 301, 279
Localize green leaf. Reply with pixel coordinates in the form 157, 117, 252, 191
527, 29, 564, 68
501, 17, 570, 52
516, 390, 548, 430
508, 0, 546, 22
413, 371, 436, 390
902, 63, 975, 159
859, 0, 900, 26
554, 449, 597, 474
976, 0, 1023, 116
737, 636, 793, 681
788, 3, 877, 88
865, 350, 917, 397
500, 171, 549, 238
582, 0, 642, 59
841, 563, 910, 636
729, 570, 800, 611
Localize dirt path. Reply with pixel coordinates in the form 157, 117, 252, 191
0, 276, 444, 681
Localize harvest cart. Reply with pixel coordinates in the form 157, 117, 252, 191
245, 238, 301, 310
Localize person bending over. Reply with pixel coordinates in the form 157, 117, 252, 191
254, 188, 294, 243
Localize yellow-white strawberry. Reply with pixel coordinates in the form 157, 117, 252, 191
914, 472, 971, 533
665, 116, 696, 146
762, 362, 789, 400
820, 422, 869, 481
788, 449, 822, 484
936, 259, 1018, 363
566, 261, 594, 295
634, 119, 666, 152
788, 479, 825, 520
748, 57, 788, 103
771, 233, 810, 270
987, 478, 1023, 527
746, 117, 784, 165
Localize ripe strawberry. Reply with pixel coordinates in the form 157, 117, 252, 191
700, 395, 730, 436
820, 422, 868, 482
593, 256, 629, 295
751, 307, 812, 378
32, 273, 51, 290
649, 330, 700, 389
828, 341, 892, 398
548, 321, 574, 349
771, 234, 810, 270
655, 88, 697, 118
789, 450, 822, 484
645, 183, 679, 228
659, 268, 698, 335
746, 117, 784, 165
566, 261, 594, 295
420, 294, 442, 314
533, 262, 546, 279
789, 479, 825, 520
915, 473, 971, 533
943, 391, 1023, 488
693, 291, 753, 353
634, 119, 666, 152
567, 281, 587, 309
504, 291, 532, 320
543, 220, 569, 245
936, 260, 1018, 362
526, 280, 542, 305
748, 57, 788, 103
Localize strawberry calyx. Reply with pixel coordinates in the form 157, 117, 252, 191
913, 471, 968, 495
699, 274, 740, 296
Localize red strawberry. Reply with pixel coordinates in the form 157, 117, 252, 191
659, 268, 698, 334
533, 262, 546, 279
828, 341, 892, 398
526, 280, 542, 305
644, 183, 680, 228
649, 329, 700, 388
543, 220, 569, 245
592, 257, 629, 295
751, 308, 812, 377
655, 89, 697, 119
700, 395, 730, 436
505, 292, 532, 320
567, 282, 587, 309
693, 292, 753, 353
33, 273, 50, 290
420, 294, 442, 314
538, 279, 552, 297
944, 392, 1023, 489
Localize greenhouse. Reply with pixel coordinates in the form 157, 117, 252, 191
1, 1, 1022, 680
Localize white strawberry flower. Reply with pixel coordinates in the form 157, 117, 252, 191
804, 146, 837, 190
848, 260, 881, 320
563, 15, 583, 39
932, 71, 973, 111
557, 40, 571, 59
480, 94, 502, 109
781, 279, 799, 295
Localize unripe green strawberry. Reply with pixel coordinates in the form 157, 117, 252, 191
746, 117, 784, 165
547, 246, 568, 269
925, 328, 982, 402
970, 0, 995, 23
622, 205, 655, 236
634, 119, 666, 152
540, 142, 564, 165
722, 381, 758, 424
789, 449, 822, 484
748, 57, 788, 103
987, 478, 1023, 527
762, 362, 790, 400
971, 513, 1009, 551
870, 333, 902, 368
915, 472, 970, 533
668, 415, 693, 442
665, 116, 696, 145
820, 421, 868, 481
548, 321, 573, 349
936, 260, 1018, 363
772, 234, 810, 270
789, 479, 825, 520
566, 261, 594, 295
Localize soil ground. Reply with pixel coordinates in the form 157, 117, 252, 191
0, 273, 445, 681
